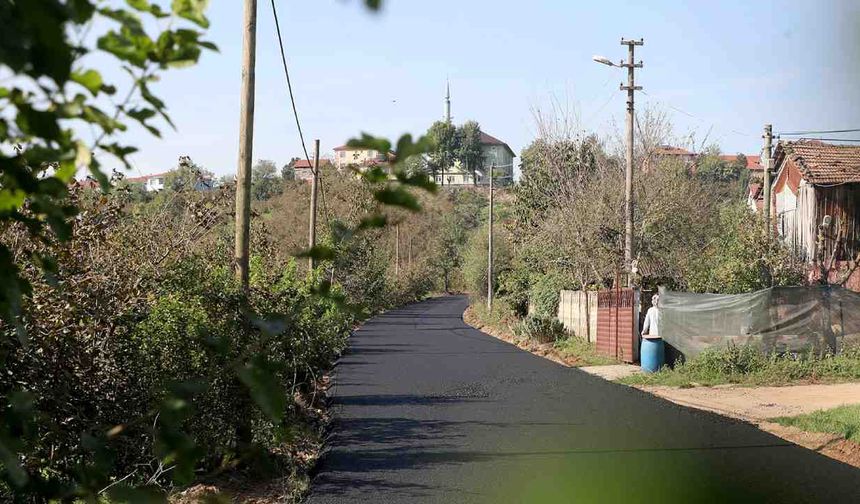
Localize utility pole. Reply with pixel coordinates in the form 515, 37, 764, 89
308, 139, 320, 270
620, 38, 643, 287
487, 164, 494, 310
762, 124, 773, 229
395, 224, 400, 277
234, 0, 258, 293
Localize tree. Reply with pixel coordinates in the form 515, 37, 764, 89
282, 157, 300, 180
695, 146, 749, 200
250, 159, 283, 201
686, 203, 805, 293
457, 120, 483, 185
426, 120, 459, 185
0, 0, 216, 332
164, 156, 214, 192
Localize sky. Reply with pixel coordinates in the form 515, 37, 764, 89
104, 0, 860, 178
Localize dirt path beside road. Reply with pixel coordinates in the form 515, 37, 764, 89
640, 382, 860, 469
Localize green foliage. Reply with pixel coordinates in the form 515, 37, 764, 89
529, 271, 567, 317
772, 404, 860, 443
425, 121, 459, 180
424, 120, 489, 184
462, 223, 512, 300
457, 120, 483, 184
429, 190, 487, 292
620, 344, 860, 387
0, 0, 216, 333
686, 203, 806, 294
553, 336, 618, 366
514, 135, 602, 230
515, 314, 567, 344
251, 159, 283, 201
0, 1, 439, 501
164, 155, 214, 192
694, 147, 750, 200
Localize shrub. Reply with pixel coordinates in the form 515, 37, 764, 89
528, 271, 566, 317
515, 314, 567, 344
620, 343, 860, 387
462, 224, 512, 299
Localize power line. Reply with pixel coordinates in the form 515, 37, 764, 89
269, 0, 331, 223
639, 90, 753, 138
790, 138, 860, 143
779, 128, 860, 136
270, 0, 310, 164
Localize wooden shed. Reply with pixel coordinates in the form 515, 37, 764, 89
772, 140, 860, 290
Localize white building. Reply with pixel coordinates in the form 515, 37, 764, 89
332, 145, 393, 170
434, 82, 515, 186
128, 172, 167, 191
435, 131, 515, 186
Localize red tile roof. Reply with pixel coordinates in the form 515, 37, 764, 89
126, 172, 169, 183
775, 140, 860, 185
720, 154, 762, 170
293, 159, 331, 169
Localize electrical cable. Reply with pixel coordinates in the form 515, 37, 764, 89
270, 0, 331, 223
639, 90, 752, 138
779, 129, 860, 136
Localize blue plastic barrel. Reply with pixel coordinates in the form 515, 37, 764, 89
640, 338, 665, 373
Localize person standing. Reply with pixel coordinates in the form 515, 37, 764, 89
640, 293, 664, 372
641, 294, 660, 339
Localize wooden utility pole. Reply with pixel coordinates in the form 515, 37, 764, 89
395, 224, 400, 277
763, 124, 773, 229
620, 38, 643, 287
234, 0, 258, 292
308, 139, 320, 270
487, 164, 495, 310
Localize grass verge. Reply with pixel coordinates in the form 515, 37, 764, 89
618, 344, 860, 387
464, 301, 616, 367
771, 405, 860, 443
553, 334, 619, 366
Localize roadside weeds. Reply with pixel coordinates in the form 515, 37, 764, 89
462, 303, 615, 367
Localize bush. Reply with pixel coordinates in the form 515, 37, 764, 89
0, 190, 355, 497
462, 224, 512, 299
515, 314, 567, 344
529, 272, 566, 317
620, 343, 860, 387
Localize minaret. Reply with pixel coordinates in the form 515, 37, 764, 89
444, 79, 451, 123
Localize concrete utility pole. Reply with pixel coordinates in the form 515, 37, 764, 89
620, 38, 643, 287
487, 164, 495, 311
763, 124, 773, 228
308, 139, 320, 270
234, 0, 258, 292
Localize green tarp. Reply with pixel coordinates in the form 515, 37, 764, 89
658, 286, 860, 359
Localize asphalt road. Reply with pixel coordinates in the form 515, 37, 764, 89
306, 296, 860, 503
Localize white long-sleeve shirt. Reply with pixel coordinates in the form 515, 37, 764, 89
642, 306, 660, 338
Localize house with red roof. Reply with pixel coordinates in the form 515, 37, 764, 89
126, 172, 169, 192
291, 158, 332, 182
771, 140, 860, 290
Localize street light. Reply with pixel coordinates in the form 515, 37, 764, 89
592, 55, 616, 67
592, 39, 643, 287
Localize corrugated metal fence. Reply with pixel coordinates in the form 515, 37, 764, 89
597, 288, 639, 363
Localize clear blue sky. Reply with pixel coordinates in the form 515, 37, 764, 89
115, 0, 860, 177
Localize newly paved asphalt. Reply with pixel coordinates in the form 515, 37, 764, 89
306, 296, 860, 503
